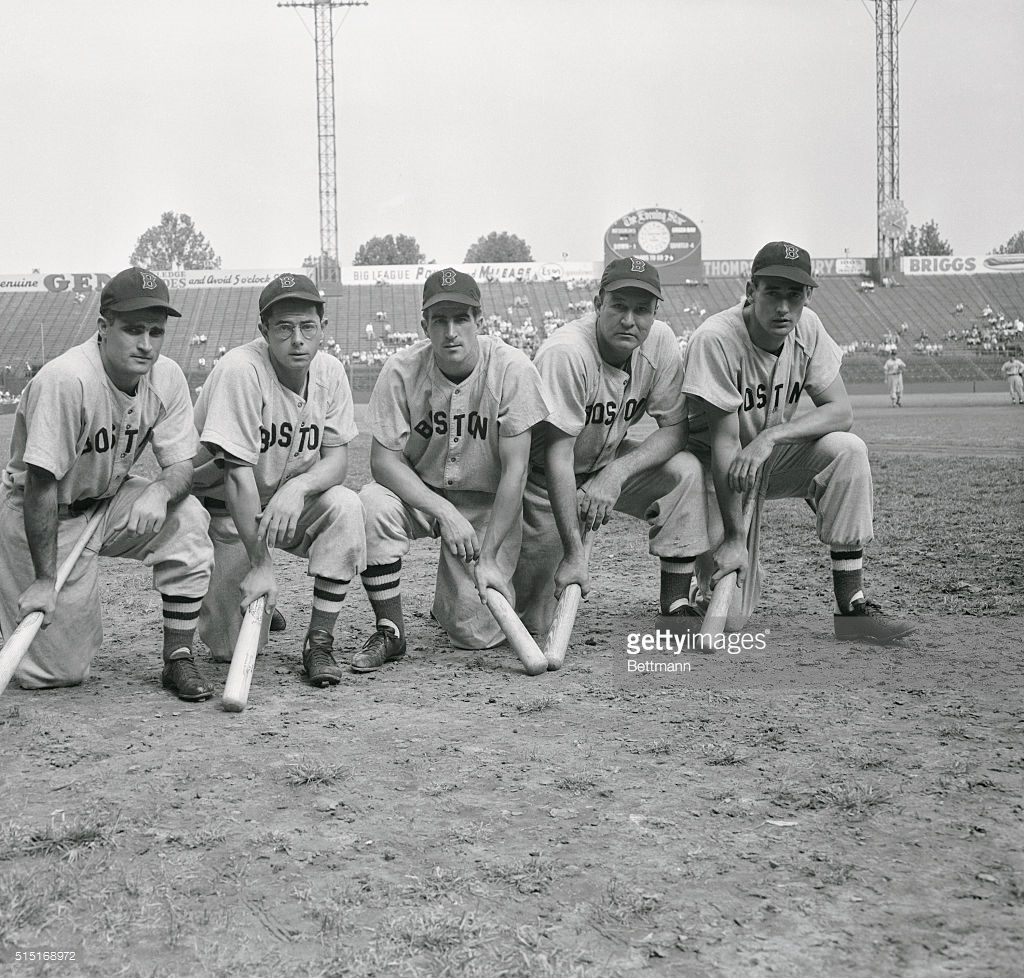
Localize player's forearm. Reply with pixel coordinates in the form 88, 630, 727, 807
480, 443, 529, 562
602, 421, 688, 483
371, 447, 453, 522
545, 434, 584, 556
281, 446, 348, 498
709, 439, 745, 540
23, 465, 60, 582
149, 460, 194, 506
760, 401, 853, 448
224, 467, 272, 568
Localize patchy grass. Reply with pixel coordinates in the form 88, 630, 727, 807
1, 811, 120, 862
553, 773, 597, 794
480, 855, 557, 895
287, 759, 351, 786
594, 877, 662, 924
514, 694, 563, 714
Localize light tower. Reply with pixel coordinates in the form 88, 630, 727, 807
279, 0, 368, 285
873, 0, 908, 280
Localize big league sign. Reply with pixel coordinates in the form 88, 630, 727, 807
603, 208, 703, 285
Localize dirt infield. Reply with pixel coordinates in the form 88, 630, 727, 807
1, 394, 1022, 977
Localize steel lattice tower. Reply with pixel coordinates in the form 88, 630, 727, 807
279, 0, 367, 285
875, 0, 903, 278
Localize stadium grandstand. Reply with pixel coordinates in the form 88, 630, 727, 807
1, 264, 1022, 403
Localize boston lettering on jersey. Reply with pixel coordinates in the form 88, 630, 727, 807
260, 422, 322, 453
739, 379, 803, 412
82, 424, 144, 455
584, 397, 647, 427
413, 411, 490, 440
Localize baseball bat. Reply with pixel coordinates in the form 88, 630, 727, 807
483, 588, 548, 676
698, 487, 760, 642
221, 595, 266, 712
0, 500, 109, 697
543, 533, 595, 671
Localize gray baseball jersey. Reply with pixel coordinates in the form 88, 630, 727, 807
1, 335, 197, 503
193, 338, 357, 504
529, 312, 687, 477
366, 335, 549, 492
682, 301, 842, 452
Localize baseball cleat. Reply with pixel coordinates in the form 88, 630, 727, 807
351, 626, 407, 673
834, 598, 915, 644
270, 608, 287, 632
664, 601, 704, 619
302, 629, 343, 686
162, 653, 214, 702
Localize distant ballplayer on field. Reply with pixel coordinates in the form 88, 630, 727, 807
883, 351, 906, 407
191, 273, 366, 687
999, 355, 1024, 404
512, 257, 694, 635
0, 268, 216, 700
676, 241, 914, 642
353, 268, 549, 670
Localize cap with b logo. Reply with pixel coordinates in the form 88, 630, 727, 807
599, 257, 663, 300
422, 267, 481, 311
751, 241, 818, 287
100, 267, 181, 317
258, 273, 325, 316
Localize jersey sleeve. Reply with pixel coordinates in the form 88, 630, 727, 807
494, 353, 550, 437
150, 361, 200, 467
533, 341, 590, 437
802, 323, 843, 397
644, 327, 687, 427
366, 359, 412, 453
194, 356, 266, 466
321, 360, 358, 448
18, 367, 86, 480
680, 328, 744, 414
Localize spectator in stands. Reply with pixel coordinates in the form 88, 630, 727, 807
199, 334, 207, 344
365, 322, 375, 342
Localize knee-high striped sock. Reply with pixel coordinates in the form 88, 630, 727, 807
660, 558, 696, 614
161, 593, 202, 660
361, 559, 404, 638
831, 550, 864, 613
308, 576, 350, 635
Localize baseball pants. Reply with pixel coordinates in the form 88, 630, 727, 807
198, 486, 366, 661
886, 375, 903, 403
513, 445, 696, 636
1007, 376, 1023, 402
359, 481, 520, 650
679, 431, 874, 629
0, 477, 213, 689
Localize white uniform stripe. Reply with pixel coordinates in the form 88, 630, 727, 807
830, 558, 863, 572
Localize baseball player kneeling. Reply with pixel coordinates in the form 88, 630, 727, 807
675, 241, 914, 642
191, 274, 366, 687
512, 257, 695, 634
0, 269, 216, 700
353, 268, 549, 671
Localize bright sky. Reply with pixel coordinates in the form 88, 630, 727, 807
2, 0, 1021, 273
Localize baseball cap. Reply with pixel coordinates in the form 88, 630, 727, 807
599, 257, 663, 300
100, 267, 181, 317
259, 273, 324, 316
751, 241, 818, 287
421, 268, 481, 310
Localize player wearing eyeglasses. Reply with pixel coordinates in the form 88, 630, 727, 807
191, 274, 366, 687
